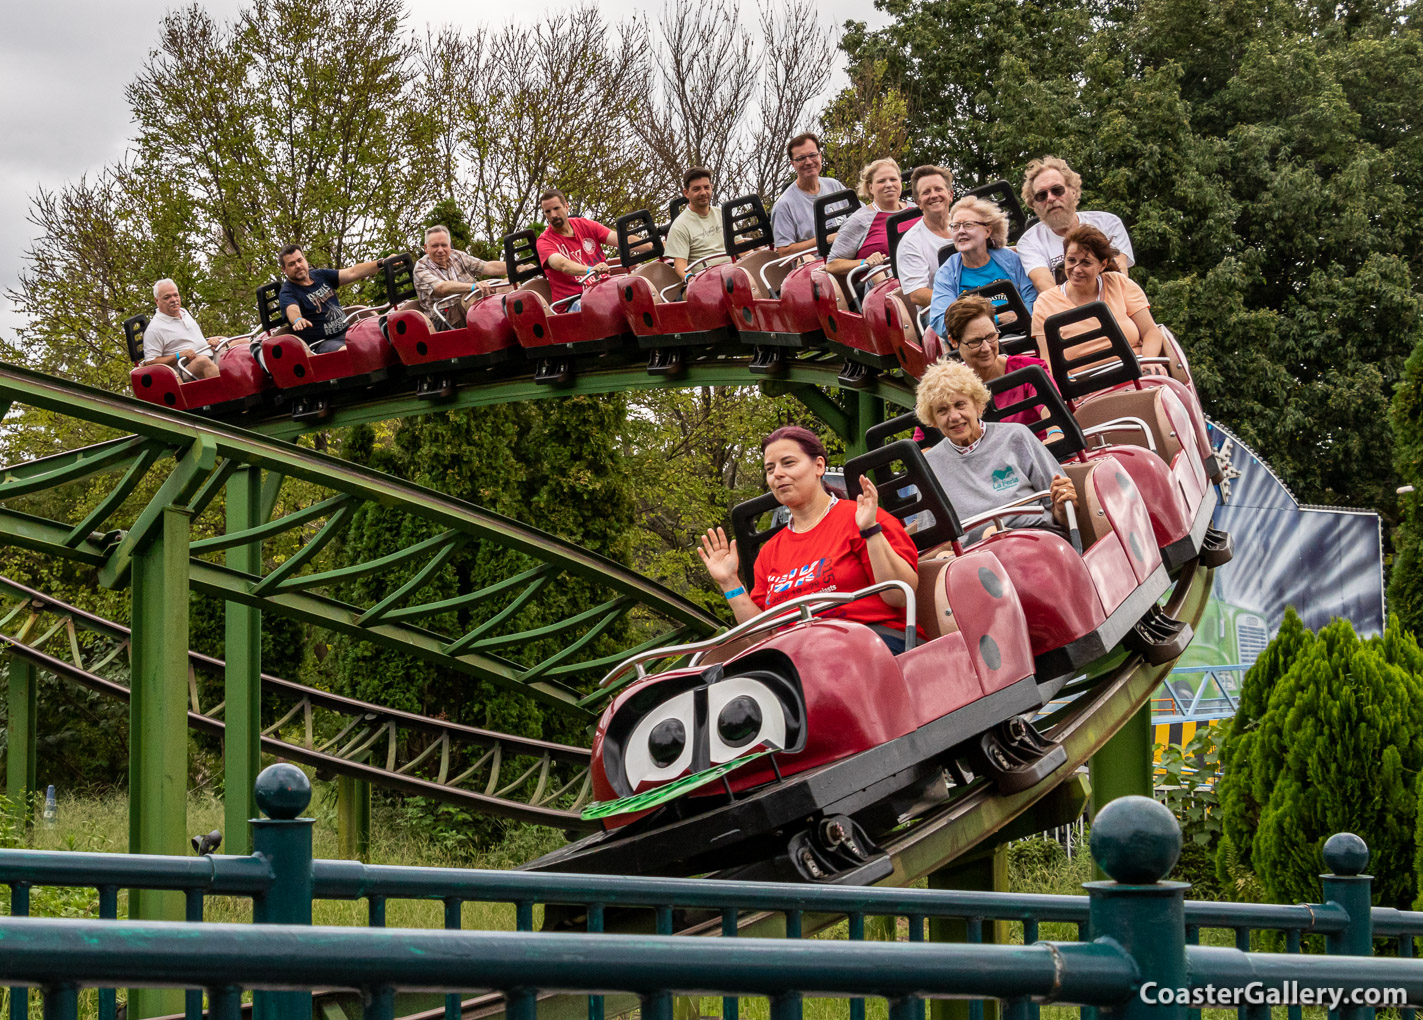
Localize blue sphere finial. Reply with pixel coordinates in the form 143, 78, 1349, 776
1322, 833, 1369, 876
1090, 795, 1182, 884
254, 763, 311, 819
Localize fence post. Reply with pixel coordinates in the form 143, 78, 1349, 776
1086, 795, 1188, 1020
251, 763, 314, 1020
1320, 833, 1373, 1020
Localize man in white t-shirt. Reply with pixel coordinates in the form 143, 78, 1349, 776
1016, 157, 1134, 294
142, 279, 220, 379
770, 132, 845, 254
665, 166, 730, 278
893, 164, 956, 310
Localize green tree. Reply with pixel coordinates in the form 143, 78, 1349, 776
1390, 333, 1423, 634
1241, 617, 1423, 907
1215, 608, 1311, 879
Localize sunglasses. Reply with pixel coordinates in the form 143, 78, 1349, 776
1033, 183, 1068, 204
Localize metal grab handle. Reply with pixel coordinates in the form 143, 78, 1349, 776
343, 302, 390, 325
1080, 417, 1157, 454
845, 262, 893, 312
758, 248, 815, 298
550, 294, 581, 312
1064, 498, 1082, 555
598, 579, 918, 688
959, 489, 1053, 534
658, 254, 724, 302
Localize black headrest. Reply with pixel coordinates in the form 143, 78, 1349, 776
722, 194, 772, 257
844, 440, 963, 552
865, 409, 943, 453
122, 314, 148, 364
667, 195, 688, 223
501, 230, 543, 288
729, 492, 785, 591
813, 189, 860, 259
616, 209, 664, 268
958, 279, 1035, 355
886, 207, 924, 280
937, 243, 955, 268
383, 252, 417, 306
964, 180, 1028, 242
256, 281, 285, 333
982, 365, 1086, 462
1042, 300, 1141, 401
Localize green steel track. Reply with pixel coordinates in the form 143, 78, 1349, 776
0, 362, 719, 720
0, 576, 597, 831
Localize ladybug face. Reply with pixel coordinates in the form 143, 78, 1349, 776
602, 665, 806, 799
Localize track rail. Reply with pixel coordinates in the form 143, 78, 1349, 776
0, 362, 721, 720
0, 576, 598, 831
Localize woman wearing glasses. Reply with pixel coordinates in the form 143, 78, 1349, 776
825, 158, 912, 299
940, 295, 1057, 428
927, 195, 1037, 337
1028, 224, 1166, 370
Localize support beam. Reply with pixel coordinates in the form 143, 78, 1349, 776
5, 655, 37, 822
225, 467, 263, 856
846, 392, 886, 459
337, 775, 371, 860
1089, 700, 1155, 879
784, 384, 849, 440
128, 504, 192, 1020
928, 844, 1009, 1020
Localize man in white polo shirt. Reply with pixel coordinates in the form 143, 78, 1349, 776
894, 164, 955, 310
770, 132, 845, 255
1016, 156, 1134, 294
142, 279, 220, 379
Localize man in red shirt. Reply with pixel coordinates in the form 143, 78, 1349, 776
535, 189, 615, 312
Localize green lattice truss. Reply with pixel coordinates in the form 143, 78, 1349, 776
0, 363, 722, 722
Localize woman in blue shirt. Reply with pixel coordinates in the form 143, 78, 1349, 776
929, 196, 1037, 337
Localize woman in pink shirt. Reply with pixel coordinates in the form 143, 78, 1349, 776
1029, 224, 1166, 372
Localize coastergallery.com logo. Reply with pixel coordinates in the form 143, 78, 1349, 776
1138, 982, 1407, 1009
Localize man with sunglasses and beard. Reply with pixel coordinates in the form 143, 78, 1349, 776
1016, 157, 1134, 295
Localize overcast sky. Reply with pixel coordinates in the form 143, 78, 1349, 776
0, 0, 887, 341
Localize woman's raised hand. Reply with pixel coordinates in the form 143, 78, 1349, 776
697, 527, 741, 589
855, 475, 881, 531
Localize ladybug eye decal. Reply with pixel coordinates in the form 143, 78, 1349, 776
623, 691, 695, 789
707, 676, 789, 764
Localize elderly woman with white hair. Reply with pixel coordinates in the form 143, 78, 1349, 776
915, 359, 1075, 545
928, 195, 1037, 337
824, 157, 912, 299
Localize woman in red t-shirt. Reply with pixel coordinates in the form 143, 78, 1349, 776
698, 426, 921, 654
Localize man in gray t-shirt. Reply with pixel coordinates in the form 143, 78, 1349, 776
770, 132, 844, 254
923, 421, 1070, 544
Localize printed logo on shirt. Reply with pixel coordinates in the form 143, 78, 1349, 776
991, 465, 1020, 492
766, 557, 832, 599
582, 238, 598, 256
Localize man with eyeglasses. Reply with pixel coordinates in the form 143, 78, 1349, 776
1017, 157, 1133, 294
770, 132, 845, 254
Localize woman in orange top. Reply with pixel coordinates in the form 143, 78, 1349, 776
1029, 224, 1166, 372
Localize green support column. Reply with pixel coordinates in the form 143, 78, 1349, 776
846, 391, 885, 458
1090, 701, 1155, 879
225, 466, 263, 855
928, 844, 1009, 1020
128, 504, 192, 1020
5, 655, 37, 822
337, 775, 371, 860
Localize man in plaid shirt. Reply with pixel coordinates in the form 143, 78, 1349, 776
412, 225, 508, 330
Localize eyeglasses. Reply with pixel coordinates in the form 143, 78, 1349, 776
790, 151, 823, 164
948, 220, 988, 231
959, 330, 999, 350
1032, 183, 1068, 204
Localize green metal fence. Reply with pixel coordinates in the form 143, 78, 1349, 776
1, 765, 1421, 1020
